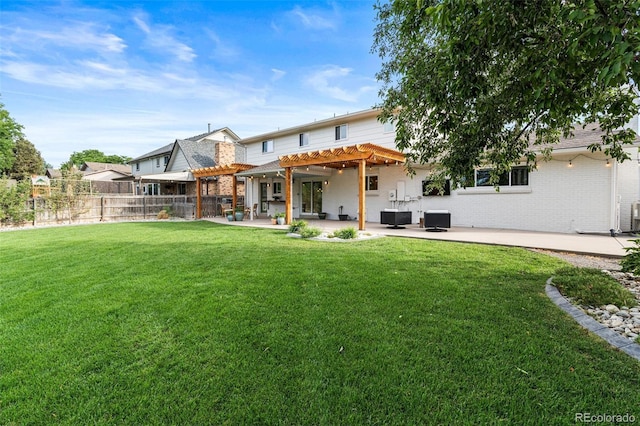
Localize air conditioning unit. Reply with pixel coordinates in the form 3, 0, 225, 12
388, 190, 396, 201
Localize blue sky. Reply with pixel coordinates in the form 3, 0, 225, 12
1, 0, 383, 167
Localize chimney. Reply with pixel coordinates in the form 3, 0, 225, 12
208, 123, 211, 133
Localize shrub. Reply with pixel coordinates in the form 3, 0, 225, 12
288, 219, 307, 233
331, 226, 358, 240
299, 226, 322, 239
621, 239, 640, 275
552, 266, 637, 307
0, 179, 33, 225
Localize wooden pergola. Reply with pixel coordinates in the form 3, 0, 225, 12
279, 143, 406, 230
191, 163, 255, 218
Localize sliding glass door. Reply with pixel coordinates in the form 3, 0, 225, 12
301, 181, 323, 214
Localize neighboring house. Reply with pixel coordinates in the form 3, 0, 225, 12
130, 127, 245, 196
80, 162, 132, 181
129, 143, 174, 179
45, 168, 62, 179
230, 108, 640, 234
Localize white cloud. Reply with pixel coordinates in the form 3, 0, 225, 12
204, 29, 239, 59
305, 65, 358, 102
288, 5, 337, 30
271, 68, 286, 82
7, 24, 126, 54
132, 13, 196, 63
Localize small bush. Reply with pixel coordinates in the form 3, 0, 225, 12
299, 226, 322, 239
621, 239, 640, 275
0, 179, 33, 225
288, 219, 308, 233
552, 266, 637, 307
331, 226, 358, 240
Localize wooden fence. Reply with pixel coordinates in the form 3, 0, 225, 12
25, 195, 244, 227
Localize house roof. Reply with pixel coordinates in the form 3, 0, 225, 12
129, 143, 175, 162
46, 168, 62, 179
538, 122, 640, 151
138, 171, 193, 182
173, 139, 216, 169
186, 127, 241, 142
81, 162, 131, 175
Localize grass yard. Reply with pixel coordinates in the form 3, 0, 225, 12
1, 221, 639, 424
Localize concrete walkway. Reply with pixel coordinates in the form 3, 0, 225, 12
204, 217, 637, 257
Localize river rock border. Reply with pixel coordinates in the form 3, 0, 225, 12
546, 278, 640, 361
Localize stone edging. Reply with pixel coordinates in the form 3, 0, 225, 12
545, 278, 640, 361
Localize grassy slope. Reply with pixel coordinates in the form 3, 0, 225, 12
1, 222, 639, 424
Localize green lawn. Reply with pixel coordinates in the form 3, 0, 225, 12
1, 221, 639, 424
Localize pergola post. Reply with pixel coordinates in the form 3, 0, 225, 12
196, 178, 202, 219
358, 158, 366, 230
285, 167, 293, 225
232, 176, 238, 211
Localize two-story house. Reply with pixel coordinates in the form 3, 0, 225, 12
130, 127, 245, 197
226, 108, 640, 234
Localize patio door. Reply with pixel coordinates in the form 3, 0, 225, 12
260, 183, 268, 213
301, 181, 323, 215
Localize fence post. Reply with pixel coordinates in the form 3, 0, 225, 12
100, 196, 105, 222
32, 198, 37, 227
143, 196, 146, 219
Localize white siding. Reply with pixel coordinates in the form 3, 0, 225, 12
168, 151, 189, 172
242, 109, 639, 234
245, 115, 396, 165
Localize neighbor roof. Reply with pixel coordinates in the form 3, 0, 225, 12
129, 143, 175, 162
81, 162, 131, 174
173, 139, 216, 169
186, 127, 241, 142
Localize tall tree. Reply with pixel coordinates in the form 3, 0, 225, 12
0, 101, 25, 175
372, 0, 640, 187
62, 149, 131, 170
10, 138, 45, 180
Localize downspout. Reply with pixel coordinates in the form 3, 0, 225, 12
610, 160, 620, 234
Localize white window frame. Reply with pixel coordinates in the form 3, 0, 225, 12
474, 166, 529, 187
335, 124, 348, 141
299, 133, 309, 147
262, 140, 274, 153
383, 121, 395, 133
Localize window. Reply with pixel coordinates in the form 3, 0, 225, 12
262, 140, 274, 153
335, 124, 347, 141
164, 155, 169, 165
474, 166, 528, 187
273, 181, 282, 195
302, 181, 323, 214
383, 121, 395, 133
156, 158, 161, 167
423, 179, 451, 196
366, 175, 378, 191
145, 183, 160, 195
178, 183, 187, 195
135, 162, 140, 171
299, 133, 309, 147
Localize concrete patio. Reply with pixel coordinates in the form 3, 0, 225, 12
203, 217, 638, 258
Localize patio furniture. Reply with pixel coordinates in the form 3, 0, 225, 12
380, 209, 412, 229
424, 210, 450, 232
